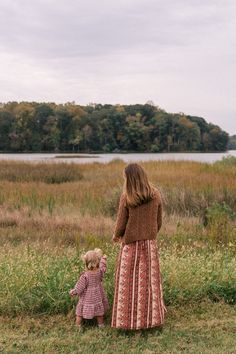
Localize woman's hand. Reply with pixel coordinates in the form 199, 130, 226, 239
112, 234, 121, 243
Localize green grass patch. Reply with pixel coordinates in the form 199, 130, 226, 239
0, 243, 235, 316
1, 302, 236, 354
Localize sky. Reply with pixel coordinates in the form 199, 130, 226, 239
0, 0, 236, 134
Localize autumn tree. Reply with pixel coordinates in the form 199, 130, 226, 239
0, 102, 229, 153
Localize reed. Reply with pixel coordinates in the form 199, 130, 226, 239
0, 159, 235, 317
0, 243, 235, 316
0, 161, 83, 183
0, 159, 236, 218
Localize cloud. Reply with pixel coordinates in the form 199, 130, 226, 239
1, 0, 234, 58
0, 0, 235, 133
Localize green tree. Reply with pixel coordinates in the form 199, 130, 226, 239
0, 111, 14, 151
176, 116, 201, 151
0, 102, 229, 153
209, 125, 229, 151
228, 135, 236, 150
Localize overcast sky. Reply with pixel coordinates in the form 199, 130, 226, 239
0, 0, 235, 134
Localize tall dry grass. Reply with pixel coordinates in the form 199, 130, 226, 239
0, 242, 235, 316
1, 160, 236, 217
0, 159, 235, 316
0, 161, 83, 183
0, 159, 235, 246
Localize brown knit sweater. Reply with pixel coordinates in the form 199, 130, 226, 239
113, 189, 163, 244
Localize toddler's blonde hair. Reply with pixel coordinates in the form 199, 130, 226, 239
81, 248, 103, 270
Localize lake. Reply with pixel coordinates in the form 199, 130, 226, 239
0, 151, 236, 163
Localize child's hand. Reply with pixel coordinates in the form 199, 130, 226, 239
69, 289, 76, 297
94, 248, 103, 258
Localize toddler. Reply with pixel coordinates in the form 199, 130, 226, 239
69, 248, 109, 328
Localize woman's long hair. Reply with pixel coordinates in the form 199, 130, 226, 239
123, 163, 156, 207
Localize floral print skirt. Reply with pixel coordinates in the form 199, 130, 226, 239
112, 239, 166, 330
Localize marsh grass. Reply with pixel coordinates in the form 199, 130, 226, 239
214, 155, 236, 169
0, 161, 83, 184
0, 242, 235, 317
0, 159, 235, 321
1, 159, 236, 217
0, 208, 113, 247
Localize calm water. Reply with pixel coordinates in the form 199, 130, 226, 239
0, 151, 236, 163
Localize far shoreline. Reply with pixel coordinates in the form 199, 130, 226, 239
0, 150, 235, 155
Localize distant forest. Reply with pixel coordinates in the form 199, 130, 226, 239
228, 135, 236, 150
0, 102, 230, 153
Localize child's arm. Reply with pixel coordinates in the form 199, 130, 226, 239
99, 255, 107, 276
69, 273, 87, 297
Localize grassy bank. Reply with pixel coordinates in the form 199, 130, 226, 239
0, 159, 235, 352
1, 302, 236, 354
0, 243, 235, 316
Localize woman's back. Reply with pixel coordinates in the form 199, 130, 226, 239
114, 189, 162, 244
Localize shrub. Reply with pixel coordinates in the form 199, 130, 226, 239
0, 162, 83, 184
215, 155, 236, 167
103, 187, 122, 216
204, 202, 235, 245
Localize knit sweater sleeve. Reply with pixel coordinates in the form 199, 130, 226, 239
114, 194, 129, 237
157, 201, 163, 232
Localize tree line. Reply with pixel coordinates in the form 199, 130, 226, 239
0, 101, 229, 153
228, 135, 236, 150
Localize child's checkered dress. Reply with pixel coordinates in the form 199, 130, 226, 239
70, 257, 109, 319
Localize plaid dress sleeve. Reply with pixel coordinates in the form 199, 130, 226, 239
99, 256, 107, 279
70, 273, 88, 296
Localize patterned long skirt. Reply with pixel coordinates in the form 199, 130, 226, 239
111, 239, 166, 330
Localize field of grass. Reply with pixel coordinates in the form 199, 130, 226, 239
0, 158, 236, 353
1, 302, 236, 354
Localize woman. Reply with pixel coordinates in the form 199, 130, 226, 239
111, 163, 166, 330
